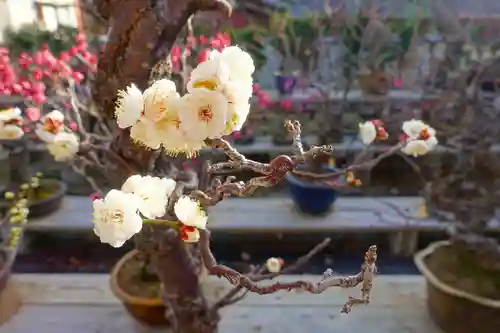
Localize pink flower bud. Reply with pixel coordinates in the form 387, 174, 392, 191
25, 107, 41, 121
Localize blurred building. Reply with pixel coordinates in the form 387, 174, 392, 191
0, 0, 82, 42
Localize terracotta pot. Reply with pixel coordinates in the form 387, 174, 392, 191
414, 241, 500, 333
110, 250, 170, 328
359, 70, 392, 95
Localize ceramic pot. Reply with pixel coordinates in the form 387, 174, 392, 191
285, 165, 339, 215
414, 241, 500, 333
275, 74, 297, 95
110, 250, 170, 328
359, 70, 391, 95
0, 178, 66, 218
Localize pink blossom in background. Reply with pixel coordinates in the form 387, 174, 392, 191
69, 121, 78, 131
279, 99, 293, 111
233, 131, 242, 138
252, 83, 260, 93
393, 78, 403, 88
256, 90, 272, 108
89, 192, 101, 201
198, 35, 209, 45
0, 33, 95, 105
25, 107, 41, 121
198, 49, 211, 64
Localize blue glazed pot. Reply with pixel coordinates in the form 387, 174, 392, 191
285, 165, 339, 215
275, 74, 297, 95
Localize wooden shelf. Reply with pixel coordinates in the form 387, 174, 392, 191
25, 195, 500, 233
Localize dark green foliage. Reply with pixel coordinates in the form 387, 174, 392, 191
3, 24, 78, 56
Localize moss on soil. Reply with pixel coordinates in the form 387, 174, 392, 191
116, 254, 162, 299
425, 245, 500, 300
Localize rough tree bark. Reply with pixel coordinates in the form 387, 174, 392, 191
92, 1, 232, 332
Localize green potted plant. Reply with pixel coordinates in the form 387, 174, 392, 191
337, 8, 418, 95
0, 175, 41, 325
268, 12, 331, 95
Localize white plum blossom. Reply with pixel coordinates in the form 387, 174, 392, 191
0, 124, 24, 140
121, 174, 176, 219
401, 119, 438, 157
401, 140, 431, 157
178, 90, 229, 141
401, 119, 436, 140
223, 100, 251, 135
0, 107, 21, 122
115, 84, 144, 129
174, 196, 208, 230
186, 57, 230, 94
266, 257, 283, 273
46, 132, 80, 161
155, 109, 205, 157
130, 118, 163, 150
143, 79, 180, 122
92, 190, 143, 248
35, 110, 65, 143
209, 46, 255, 82
358, 121, 377, 145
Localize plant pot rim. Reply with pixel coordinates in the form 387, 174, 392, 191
109, 249, 163, 306
28, 178, 67, 206
286, 165, 339, 190
414, 240, 500, 308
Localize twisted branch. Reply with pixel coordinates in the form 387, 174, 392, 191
197, 229, 377, 313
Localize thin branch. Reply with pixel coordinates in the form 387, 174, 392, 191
199, 229, 377, 313
211, 237, 332, 311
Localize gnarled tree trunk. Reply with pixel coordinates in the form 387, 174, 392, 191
91, 1, 231, 331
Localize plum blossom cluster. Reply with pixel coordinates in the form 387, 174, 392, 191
115, 45, 255, 156
0, 33, 95, 104
359, 119, 438, 156
92, 174, 207, 247
95, 46, 440, 250
0, 106, 80, 162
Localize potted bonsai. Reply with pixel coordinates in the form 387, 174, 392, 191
0, 107, 66, 218
0, 1, 439, 331
336, 7, 418, 95
0, 174, 41, 325
284, 118, 428, 215
415, 118, 500, 332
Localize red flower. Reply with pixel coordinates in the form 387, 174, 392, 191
179, 225, 196, 241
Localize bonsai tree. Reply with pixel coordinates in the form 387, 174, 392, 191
1, 1, 439, 331
411, 60, 500, 333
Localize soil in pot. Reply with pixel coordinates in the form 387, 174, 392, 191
112, 251, 168, 327
425, 245, 500, 301
422, 243, 500, 333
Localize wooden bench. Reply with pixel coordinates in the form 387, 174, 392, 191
26, 196, 500, 257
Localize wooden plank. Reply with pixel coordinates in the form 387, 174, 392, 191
205, 135, 500, 155
13, 274, 425, 307
2, 274, 437, 333
25, 196, 500, 233
0, 303, 437, 333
